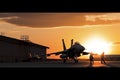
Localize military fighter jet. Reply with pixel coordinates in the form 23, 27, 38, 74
47, 39, 89, 63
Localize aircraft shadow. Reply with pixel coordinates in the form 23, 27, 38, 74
87, 63, 94, 67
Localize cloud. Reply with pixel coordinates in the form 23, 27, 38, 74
85, 13, 120, 21
0, 16, 19, 20
113, 42, 120, 44
0, 13, 120, 28
0, 13, 85, 28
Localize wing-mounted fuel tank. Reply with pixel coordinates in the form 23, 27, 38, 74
82, 52, 89, 55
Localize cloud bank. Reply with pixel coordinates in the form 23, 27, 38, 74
0, 13, 120, 28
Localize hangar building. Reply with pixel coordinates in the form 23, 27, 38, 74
0, 35, 49, 62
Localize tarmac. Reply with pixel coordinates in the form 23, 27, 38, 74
0, 61, 120, 68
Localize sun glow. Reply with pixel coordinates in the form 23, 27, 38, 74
84, 37, 112, 55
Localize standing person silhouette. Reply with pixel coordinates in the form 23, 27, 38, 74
89, 52, 94, 65
100, 52, 106, 64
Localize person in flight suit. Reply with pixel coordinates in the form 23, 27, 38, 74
100, 52, 106, 64
89, 52, 94, 65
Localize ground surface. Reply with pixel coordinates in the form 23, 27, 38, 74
0, 61, 120, 68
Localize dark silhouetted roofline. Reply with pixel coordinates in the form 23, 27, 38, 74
0, 35, 49, 49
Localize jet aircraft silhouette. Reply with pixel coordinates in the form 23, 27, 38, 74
47, 39, 89, 63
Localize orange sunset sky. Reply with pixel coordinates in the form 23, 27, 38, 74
0, 13, 120, 59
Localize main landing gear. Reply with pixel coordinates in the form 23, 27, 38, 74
62, 58, 78, 63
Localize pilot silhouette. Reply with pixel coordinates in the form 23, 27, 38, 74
100, 52, 106, 64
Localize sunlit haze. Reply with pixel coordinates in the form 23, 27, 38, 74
84, 37, 112, 55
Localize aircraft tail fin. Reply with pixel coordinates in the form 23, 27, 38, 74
71, 39, 73, 47
62, 39, 66, 51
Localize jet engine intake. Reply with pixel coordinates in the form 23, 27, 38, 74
60, 54, 67, 58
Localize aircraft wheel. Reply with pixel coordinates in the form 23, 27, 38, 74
74, 59, 78, 63
74, 59, 76, 63
76, 60, 78, 63
63, 59, 66, 63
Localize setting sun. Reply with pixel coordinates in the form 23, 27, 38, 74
84, 37, 112, 55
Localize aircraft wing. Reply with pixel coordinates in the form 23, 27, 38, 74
47, 50, 67, 56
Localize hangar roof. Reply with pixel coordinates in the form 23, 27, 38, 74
0, 35, 49, 49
